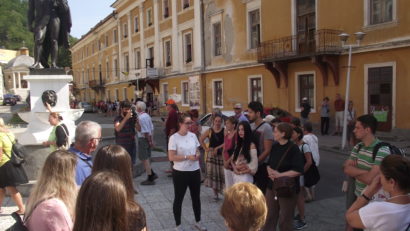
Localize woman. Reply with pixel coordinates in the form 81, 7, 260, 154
168, 113, 206, 231
346, 100, 357, 147
43, 103, 69, 151
320, 97, 330, 135
93, 145, 146, 231
0, 118, 27, 215
189, 109, 205, 179
230, 121, 258, 184
222, 116, 237, 189
263, 122, 304, 231
292, 127, 313, 230
25, 150, 77, 230
346, 155, 410, 231
73, 171, 132, 231
200, 114, 225, 200
221, 183, 267, 231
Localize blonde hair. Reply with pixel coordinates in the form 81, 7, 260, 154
221, 183, 267, 231
25, 150, 78, 218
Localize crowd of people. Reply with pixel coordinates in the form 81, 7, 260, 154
0, 96, 409, 231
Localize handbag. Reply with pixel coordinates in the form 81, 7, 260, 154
57, 124, 70, 150
272, 145, 297, 198
301, 144, 320, 188
4, 134, 26, 166
5, 212, 28, 231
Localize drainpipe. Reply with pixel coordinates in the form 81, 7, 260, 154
199, 0, 207, 114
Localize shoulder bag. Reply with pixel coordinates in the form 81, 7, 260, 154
4, 134, 26, 166
57, 124, 70, 150
272, 144, 297, 198
301, 143, 320, 187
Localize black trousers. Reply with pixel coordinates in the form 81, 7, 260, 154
254, 163, 269, 194
321, 117, 330, 135
173, 169, 201, 226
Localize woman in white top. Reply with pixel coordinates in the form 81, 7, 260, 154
346, 155, 410, 231
168, 113, 206, 231
230, 121, 258, 184
25, 150, 77, 231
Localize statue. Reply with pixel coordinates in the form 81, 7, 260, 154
28, 0, 72, 69
42, 90, 58, 107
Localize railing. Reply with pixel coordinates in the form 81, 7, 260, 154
257, 29, 343, 62
89, 79, 105, 88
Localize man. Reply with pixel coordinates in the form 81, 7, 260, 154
114, 101, 139, 166
165, 99, 179, 175
334, 93, 345, 135
343, 115, 390, 212
28, 0, 72, 68
69, 121, 102, 185
300, 97, 311, 125
233, 103, 248, 122
136, 101, 158, 185
247, 101, 274, 193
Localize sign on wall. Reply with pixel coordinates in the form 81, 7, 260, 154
189, 75, 200, 109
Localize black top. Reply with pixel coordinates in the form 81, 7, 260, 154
301, 102, 311, 118
267, 141, 304, 189
56, 124, 69, 147
209, 128, 225, 155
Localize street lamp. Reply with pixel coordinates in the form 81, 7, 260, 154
339, 31, 366, 150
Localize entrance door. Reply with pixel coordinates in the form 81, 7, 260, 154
297, 0, 316, 55
368, 66, 393, 131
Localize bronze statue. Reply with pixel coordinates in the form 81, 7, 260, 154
28, 0, 72, 69
42, 90, 58, 107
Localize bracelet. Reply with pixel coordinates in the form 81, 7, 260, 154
362, 194, 371, 201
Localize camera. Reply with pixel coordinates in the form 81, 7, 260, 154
131, 106, 138, 118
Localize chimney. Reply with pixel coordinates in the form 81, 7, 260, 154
19, 47, 29, 56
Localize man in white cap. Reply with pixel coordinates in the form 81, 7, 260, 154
300, 97, 311, 125
233, 103, 248, 122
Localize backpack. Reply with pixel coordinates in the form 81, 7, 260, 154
357, 141, 406, 161
252, 122, 266, 156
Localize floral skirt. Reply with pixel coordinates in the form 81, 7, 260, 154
205, 152, 225, 191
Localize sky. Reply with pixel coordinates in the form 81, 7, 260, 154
68, 0, 115, 38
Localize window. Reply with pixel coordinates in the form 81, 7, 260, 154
105, 34, 109, 47
147, 47, 154, 68
134, 16, 139, 32
182, 81, 189, 105
106, 89, 110, 101
297, 73, 315, 111
124, 54, 130, 73
213, 22, 222, 56
184, 33, 192, 63
123, 23, 128, 38
248, 9, 260, 49
98, 40, 101, 51
134, 49, 141, 69
147, 8, 153, 27
182, 0, 190, 9
113, 29, 118, 43
123, 88, 127, 100
114, 58, 119, 78
213, 80, 223, 107
249, 77, 262, 102
370, 0, 393, 25
163, 0, 170, 18
82, 70, 85, 84
162, 83, 169, 103
92, 67, 95, 80
164, 40, 172, 67
106, 61, 110, 80
115, 88, 119, 100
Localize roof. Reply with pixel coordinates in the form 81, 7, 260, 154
5, 55, 34, 69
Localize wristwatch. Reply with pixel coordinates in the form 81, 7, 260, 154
362, 194, 371, 201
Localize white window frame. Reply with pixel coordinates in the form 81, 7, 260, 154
181, 80, 189, 106
247, 75, 263, 104
162, 82, 169, 104
212, 22, 222, 57
294, 71, 316, 113
363, 0, 397, 27
183, 32, 193, 64
147, 8, 153, 27
163, 0, 170, 19
212, 79, 223, 109
134, 16, 139, 33
364, 61, 396, 128
163, 39, 172, 67
246, 0, 261, 50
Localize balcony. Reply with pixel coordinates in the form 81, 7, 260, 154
258, 29, 342, 87
89, 79, 105, 90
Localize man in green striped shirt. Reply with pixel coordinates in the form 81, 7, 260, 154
344, 115, 390, 197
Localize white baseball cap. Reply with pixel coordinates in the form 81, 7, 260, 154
263, 114, 276, 123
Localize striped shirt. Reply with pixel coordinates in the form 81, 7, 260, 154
349, 139, 390, 196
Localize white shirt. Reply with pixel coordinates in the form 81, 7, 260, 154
359, 201, 410, 231
168, 132, 200, 171
137, 112, 154, 138
303, 133, 320, 166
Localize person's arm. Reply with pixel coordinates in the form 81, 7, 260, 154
45, 102, 52, 113
259, 139, 273, 162
199, 129, 210, 151
114, 112, 132, 132
248, 145, 258, 175
168, 150, 199, 162
55, 126, 66, 147
303, 152, 313, 173
139, 117, 153, 146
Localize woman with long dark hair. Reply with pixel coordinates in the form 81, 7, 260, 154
222, 116, 237, 189
93, 145, 146, 231
230, 121, 258, 184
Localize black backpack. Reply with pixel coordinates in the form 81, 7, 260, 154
357, 141, 406, 161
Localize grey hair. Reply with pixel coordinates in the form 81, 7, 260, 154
136, 101, 146, 111
75, 121, 101, 146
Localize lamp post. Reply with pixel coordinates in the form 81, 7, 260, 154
339, 31, 366, 151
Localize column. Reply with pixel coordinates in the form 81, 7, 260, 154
193, 0, 203, 70
139, 4, 146, 71
171, 0, 179, 72
117, 19, 123, 80
17, 72, 21, 89
154, 0, 161, 67
127, 12, 133, 77
12, 72, 16, 89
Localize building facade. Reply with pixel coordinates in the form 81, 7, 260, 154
71, 0, 410, 130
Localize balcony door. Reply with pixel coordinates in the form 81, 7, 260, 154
297, 0, 316, 54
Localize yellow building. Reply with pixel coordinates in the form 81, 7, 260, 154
71, 0, 410, 130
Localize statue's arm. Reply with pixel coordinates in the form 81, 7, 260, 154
27, 0, 35, 31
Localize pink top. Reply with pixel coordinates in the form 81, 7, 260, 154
223, 133, 236, 161
25, 198, 73, 231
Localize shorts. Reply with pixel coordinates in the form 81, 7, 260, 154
138, 137, 151, 161
335, 111, 344, 127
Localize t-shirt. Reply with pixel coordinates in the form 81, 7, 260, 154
166, 109, 178, 137
334, 99, 345, 111
303, 133, 320, 166
168, 132, 200, 172
69, 147, 92, 185
114, 115, 136, 144
359, 201, 410, 231
0, 132, 13, 167
251, 122, 274, 159
137, 112, 154, 138
320, 103, 330, 117
25, 198, 73, 231
348, 139, 390, 196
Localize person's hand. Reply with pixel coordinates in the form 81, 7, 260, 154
212, 148, 218, 156
366, 175, 382, 197
188, 155, 199, 161
124, 110, 132, 120
208, 148, 214, 156
42, 141, 49, 147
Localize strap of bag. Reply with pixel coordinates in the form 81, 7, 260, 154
23, 198, 50, 223
274, 144, 293, 170
80, 157, 92, 169
2, 133, 15, 160
252, 122, 266, 135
